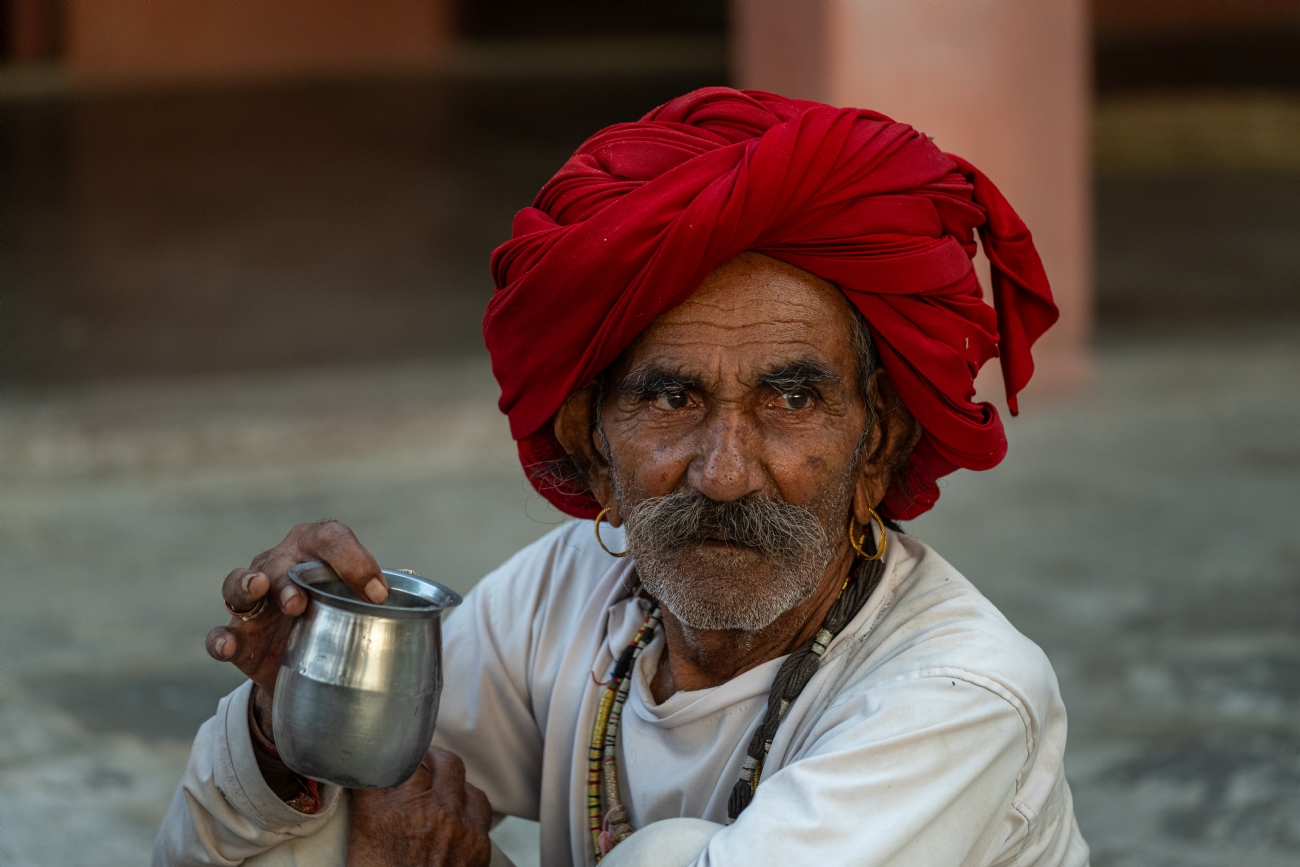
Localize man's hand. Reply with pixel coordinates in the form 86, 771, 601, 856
349, 747, 493, 867
205, 520, 388, 696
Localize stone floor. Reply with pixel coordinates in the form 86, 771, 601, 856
1, 324, 1298, 866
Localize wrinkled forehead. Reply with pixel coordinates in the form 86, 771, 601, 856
608, 252, 862, 383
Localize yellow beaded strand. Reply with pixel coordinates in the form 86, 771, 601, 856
587, 686, 617, 855
587, 605, 660, 861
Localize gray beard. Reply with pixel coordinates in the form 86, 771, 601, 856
616, 474, 855, 632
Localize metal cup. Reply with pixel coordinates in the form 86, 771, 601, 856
273, 561, 462, 788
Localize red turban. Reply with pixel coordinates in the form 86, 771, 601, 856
484, 87, 1057, 521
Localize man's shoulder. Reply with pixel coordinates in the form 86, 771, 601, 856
844, 533, 1062, 724
467, 519, 625, 615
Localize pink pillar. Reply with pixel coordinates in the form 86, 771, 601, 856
734, 0, 1092, 404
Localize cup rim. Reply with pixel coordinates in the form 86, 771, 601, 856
287, 561, 462, 619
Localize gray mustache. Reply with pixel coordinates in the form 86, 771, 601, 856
623, 490, 826, 562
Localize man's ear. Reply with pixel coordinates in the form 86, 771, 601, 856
553, 383, 622, 525
853, 368, 923, 524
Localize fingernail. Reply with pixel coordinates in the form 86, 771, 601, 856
365, 578, 388, 604
241, 573, 254, 593
279, 585, 298, 608
218, 636, 232, 658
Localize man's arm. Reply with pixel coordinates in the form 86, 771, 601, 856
154, 522, 582, 864
154, 519, 538, 866
691, 672, 1048, 867
425, 532, 566, 820
153, 679, 497, 867
152, 681, 344, 867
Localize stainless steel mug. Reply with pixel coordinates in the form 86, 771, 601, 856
273, 561, 462, 788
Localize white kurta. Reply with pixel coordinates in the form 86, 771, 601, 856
155, 522, 1090, 867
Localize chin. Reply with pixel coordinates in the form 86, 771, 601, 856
636, 547, 820, 633
670, 543, 769, 582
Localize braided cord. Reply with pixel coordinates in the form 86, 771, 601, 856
587, 683, 617, 854
726, 553, 885, 821
584, 537, 887, 850
589, 605, 661, 861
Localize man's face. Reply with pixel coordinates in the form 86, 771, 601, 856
599, 253, 872, 631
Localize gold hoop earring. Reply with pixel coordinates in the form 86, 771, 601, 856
594, 507, 628, 558
849, 507, 887, 561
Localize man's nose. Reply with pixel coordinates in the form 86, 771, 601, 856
690, 411, 766, 503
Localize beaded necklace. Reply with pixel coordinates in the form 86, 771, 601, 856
588, 602, 662, 860
586, 555, 882, 862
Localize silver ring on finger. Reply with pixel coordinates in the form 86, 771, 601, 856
225, 596, 269, 622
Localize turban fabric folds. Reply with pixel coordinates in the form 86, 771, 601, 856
484, 87, 1057, 521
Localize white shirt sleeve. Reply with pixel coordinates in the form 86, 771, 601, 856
694, 671, 1031, 867
428, 561, 549, 820
430, 523, 607, 821
151, 680, 343, 867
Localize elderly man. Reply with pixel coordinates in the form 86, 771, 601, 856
155, 88, 1088, 867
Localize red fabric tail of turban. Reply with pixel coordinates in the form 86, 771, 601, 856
484, 87, 1058, 521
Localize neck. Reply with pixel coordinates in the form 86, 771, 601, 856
647, 542, 857, 704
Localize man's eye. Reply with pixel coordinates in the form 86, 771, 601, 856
779, 390, 811, 410
652, 390, 690, 410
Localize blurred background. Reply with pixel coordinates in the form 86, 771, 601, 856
1, 1, 1297, 865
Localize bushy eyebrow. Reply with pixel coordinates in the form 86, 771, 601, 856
617, 359, 842, 401
759, 360, 841, 393
617, 366, 702, 400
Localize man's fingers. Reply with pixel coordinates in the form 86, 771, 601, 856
206, 626, 236, 661
221, 568, 270, 612
257, 549, 309, 615
298, 521, 387, 605
248, 521, 386, 609
425, 746, 468, 801
207, 621, 265, 670
382, 754, 435, 793
464, 783, 493, 832
413, 754, 437, 788
348, 786, 387, 819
